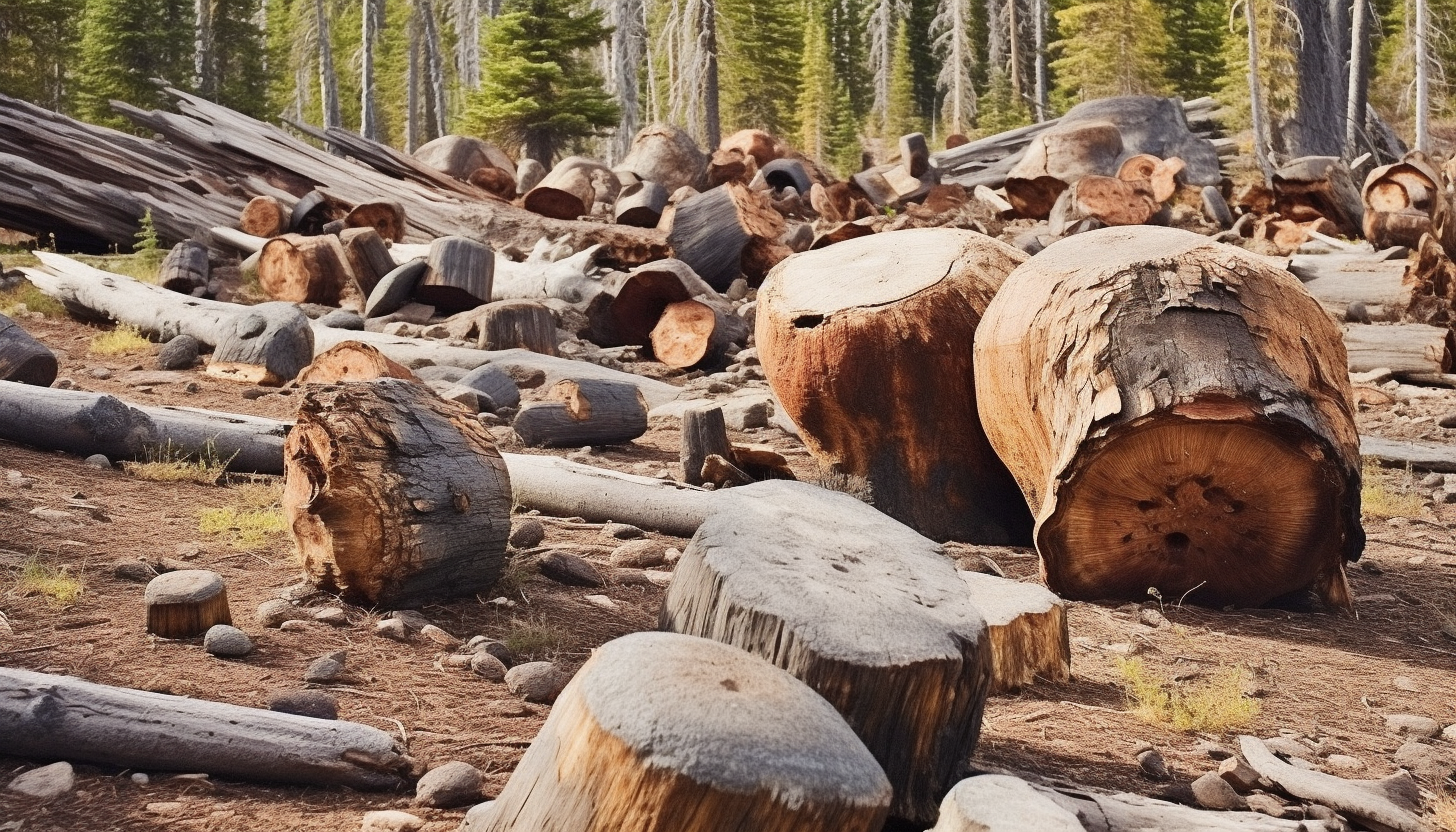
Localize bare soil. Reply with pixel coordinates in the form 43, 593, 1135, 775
2, 310, 1455, 831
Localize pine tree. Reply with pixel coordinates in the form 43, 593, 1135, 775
210, 0, 268, 118
977, 65, 1031, 132
0, 0, 84, 111
1160, 0, 1225, 99
74, 0, 194, 128
886, 23, 924, 138
931, 0, 977, 135
796, 2, 835, 160
718, 0, 803, 136
1050, 0, 1171, 105
461, 0, 619, 163
866, 0, 907, 133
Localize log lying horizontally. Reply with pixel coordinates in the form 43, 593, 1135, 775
1343, 323, 1454, 375
502, 453, 714, 537
975, 227, 1363, 609
474, 632, 892, 832
0, 313, 58, 386
512, 380, 648, 447
661, 480, 992, 823
1238, 737, 1430, 832
0, 667, 411, 790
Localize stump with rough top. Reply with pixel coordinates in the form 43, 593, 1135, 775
145, 570, 232, 638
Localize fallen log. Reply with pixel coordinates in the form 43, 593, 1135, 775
284, 379, 511, 607
257, 233, 360, 307
1342, 323, 1453, 375
0, 314, 58, 386
239, 195, 290, 237
524, 158, 600, 220
590, 259, 718, 350
339, 227, 396, 297
661, 480, 993, 823
650, 298, 748, 370
617, 123, 708, 192
344, 201, 407, 243
667, 183, 785, 291
0, 667, 411, 790
757, 228, 1034, 544
974, 226, 1362, 609
474, 632, 892, 832
1272, 156, 1364, 238
958, 572, 1069, 694
512, 380, 648, 447
413, 134, 517, 180
1054, 175, 1158, 228
1238, 736, 1429, 832
929, 775, 1085, 832
1360, 435, 1456, 473
467, 300, 558, 354
503, 453, 712, 537
1032, 780, 1318, 831
204, 301, 314, 385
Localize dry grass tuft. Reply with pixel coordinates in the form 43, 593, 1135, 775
1362, 460, 1427, 520
199, 481, 288, 549
1116, 657, 1260, 733
73, 251, 164, 284
1434, 793, 1456, 832
89, 324, 151, 356
502, 618, 568, 662
0, 280, 65, 318
16, 558, 84, 607
123, 442, 235, 486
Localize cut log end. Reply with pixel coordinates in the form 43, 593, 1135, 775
144, 570, 232, 639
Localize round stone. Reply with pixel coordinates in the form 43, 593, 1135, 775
202, 624, 253, 657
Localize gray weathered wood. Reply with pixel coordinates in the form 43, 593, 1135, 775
661, 480, 992, 823
475, 300, 557, 354
457, 364, 521, 410
1361, 435, 1456, 472
340, 227, 397, 297
681, 405, 731, 486
503, 453, 713, 537
614, 180, 669, 228
365, 258, 428, 319
958, 572, 1069, 694
1343, 323, 1451, 375
0, 667, 410, 790
513, 379, 648, 447
931, 775, 1084, 832
0, 313, 58, 386
1238, 736, 1430, 832
416, 236, 493, 314
158, 240, 210, 295
206, 301, 314, 385
1033, 781, 1313, 831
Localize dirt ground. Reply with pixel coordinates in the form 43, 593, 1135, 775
2, 304, 1455, 831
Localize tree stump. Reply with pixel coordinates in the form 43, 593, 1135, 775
257, 233, 361, 307
974, 226, 1362, 608
239, 195, 288, 237
477, 632, 891, 832
0, 313, 58, 386
345, 201, 407, 243
476, 300, 558, 354
668, 183, 785, 291
284, 379, 511, 607
661, 480, 993, 823
614, 181, 669, 228
513, 379, 648, 447
205, 302, 314, 386
416, 236, 493, 314
900, 133, 930, 178
159, 240, 210, 295
145, 570, 232, 639
296, 342, 419, 385
1005, 122, 1124, 219
681, 405, 731, 486
524, 166, 596, 221
340, 227, 396, 297
596, 259, 718, 350
1272, 156, 1364, 237
617, 123, 708, 193
757, 227, 1035, 545
650, 298, 748, 370
958, 572, 1069, 694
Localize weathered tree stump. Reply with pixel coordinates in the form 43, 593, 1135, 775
476, 300, 558, 354
296, 342, 419, 385
513, 379, 648, 447
958, 572, 1069, 694
668, 183, 785, 291
344, 201, 407, 243
205, 302, 314, 386
650, 298, 748, 370
0, 313, 58, 386
158, 240, 210, 295
339, 227, 396, 297
257, 233, 361, 307
617, 123, 708, 192
1362, 157, 1440, 250
661, 480, 993, 823
757, 228, 1034, 544
974, 226, 1363, 608
239, 195, 289, 237
524, 164, 597, 220
284, 379, 512, 607
1005, 122, 1124, 219
614, 181, 669, 228
475, 631, 892, 832
1273, 156, 1365, 237
144, 570, 232, 639
416, 236, 493, 314
593, 259, 718, 349
681, 405, 731, 486
457, 364, 521, 409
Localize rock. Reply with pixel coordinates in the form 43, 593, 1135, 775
84, 454, 112, 469
467, 638, 514, 667
114, 560, 159, 582
1196, 740, 1233, 761
255, 599, 305, 628
360, 810, 424, 832
267, 690, 339, 720
1218, 756, 1262, 792
933, 774, 1085, 831
375, 618, 410, 640
609, 539, 667, 568
1136, 748, 1170, 780
460, 800, 496, 831
1392, 675, 1421, 692
601, 522, 644, 540
90, 367, 112, 379
317, 309, 366, 330
1393, 740, 1453, 783
203, 624, 253, 657
304, 654, 346, 684
414, 761, 485, 809
420, 624, 460, 647
156, 335, 200, 370
131, 773, 149, 784
278, 619, 313, 633
1191, 771, 1247, 811
509, 517, 546, 549
469, 651, 508, 682
6, 762, 75, 800
1385, 713, 1441, 738
1246, 792, 1300, 820
536, 552, 605, 587
642, 570, 672, 587
1443, 723, 1456, 742
1262, 736, 1315, 759
313, 606, 349, 626
241, 387, 268, 400
389, 610, 433, 631
1323, 754, 1364, 775
1137, 606, 1167, 628
505, 661, 570, 704
720, 396, 771, 430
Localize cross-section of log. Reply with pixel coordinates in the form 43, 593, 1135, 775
756, 228, 1034, 544
524, 163, 596, 220
1362, 157, 1440, 250
296, 341, 418, 385
239, 195, 289, 237
475, 631, 892, 832
145, 570, 232, 638
415, 236, 493, 314
668, 183, 785, 291
257, 233, 360, 306
974, 226, 1362, 609
660, 480, 992, 823
594, 259, 718, 349
284, 379, 511, 607
345, 201, 406, 242
1004, 121, 1124, 219
205, 302, 314, 386
614, 180, 668, 228
618, 123, 709, 192
957, 572, 1069, 694
650, 298, 748, 370
513, 379, 648, 447
0, 313, 58, 386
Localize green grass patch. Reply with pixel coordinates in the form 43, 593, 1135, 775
16, 558, 84, 607
1362, 460, 1426, 520
1116, 657, 1260, 733
72, 252, 164, 284
89, 324, 152, 356
199, 482, 288, 549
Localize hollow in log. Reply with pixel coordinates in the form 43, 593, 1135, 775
1362, 157, 1441, 250
1272, 156, 1364, 238
0, 314, 58, 386
513, 379, 648, 447
205, 301, 314, 386
144, 569, 232, 639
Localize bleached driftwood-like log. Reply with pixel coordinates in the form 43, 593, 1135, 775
513, 380, 648, 447
1343, 323, 1453, 375
661, 480, 993, 823
0, 313, 58, 386
958, 572, 1069, 694
469, 300, 558, 354
975, 227, 1362, 609
1360, 435, 1456, 473
0, 667, 411, 790
503, 454, 713, 537
757, 228, 1034, 544
1239, 736, 1429, 832
930, 775, 1084, 832
475, 632, 892, 832
284, 379, 511, 607
1032, 781, 1317, 831
205, 301, 314, 385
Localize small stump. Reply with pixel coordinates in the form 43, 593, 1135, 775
145, 570, 232, 639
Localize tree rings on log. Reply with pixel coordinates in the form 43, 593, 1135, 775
602, 259, 717, 350
661, 480, 992, 823
205, 302, 314, 386
958, 572, 1069, 694
239, 195, 288, 237
145, 570, 232, 639
512, 379, 648, 447
974, 226, 1363, 609
757, 227, 1034, 544
0, 313, 59, 386
296, 342, 419, 385
415, 236, 493, 314
478, 632, 891, 831
650, 298, 748, 370
344, 201, 406, 243
283, 379, 511, 607
257, 233, 361, 307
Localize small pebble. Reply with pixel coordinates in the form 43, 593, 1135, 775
1385, 714, 1441, 738
467, 639, 514, 667
509, 517, 546, 549
1137, 607, 1167, 628
583, 594, 618, 610
375, 618, 410, 640
469, 652, 508, 681
609, 540, 667, 568
1392, 675, 1421, 692
601, 522, 644, 540
313, 607, 349, 626
1324, 754, 1364, 774
131, 773, 150, 785
155, 335, 200, 370
304, 655, 345, 684
6, 761, 75, 800
1191, 771, 1246, 811
421, 624, 460, 647
203, 624, 253, 658
90, 367, 113, 379
505, 661, 570, 704
360, 810, 424, 832
389, 610, 433, 631
278, 619, 313, 633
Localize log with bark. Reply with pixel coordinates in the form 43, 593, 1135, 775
957, 572, 1070, 694
467, 165, 518, 201
667, 183, 786, 291
473, 632, 892, 832
158, 240, 210, 295
974, 226, 1362, 609
295, 341, 419, 385
239, 195, 290, 237
1362, 156, 1440, 249
512, 379, 648, 447
462, 300, 558, 354
0, 313, 58, 386
204, 301, 314, 386
681, 405, 732, 487
257, 233, 361, 307
0, 668, 412, 790
616, 123, 708, 193
524, 158, 602, 220
284, 379, 511, 607
365, 259, 428, 319
650, 298, 748, 370
339, 227, 396, 297
344, 200, 406, 243
757, 228, 1034, 544
661, 480, 992, 823
1272, 156, 1364, 238
416, 236, 493, 314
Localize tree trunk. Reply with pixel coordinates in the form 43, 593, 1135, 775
757, 228, 1035, 545
284, 378, 511, 608
614, 181, 669, 228
512, 379, 649, 447
361, 0, 381, 141
474, 632, 892, 832
296, 341, 419, 385
701, 0, 721, 150
413, 134, 517, 180
205, 301, 315, 385
1029, 778, 1316, 831
340, 227, 397, 297
974, 227, 1362, 609
667, 183, 784, 290
474, 300, 558, 354
194, 0, 214, 98
1342, 323, 1453, 375
680, 404, 732, 486
257, 233, 361, 307
419, 0, 448, 142
0, 313, 59, 386
239, 195, 289, 237
416, 236, 494, 314
1347, 0, 1370, 157
957, 571, 1069, 694
144, 569, 232, 638
158, 239, 210, 295
1246, 0, 1273, 184
1416, 0, 1430, 152
503, 453, 713, 536
315, 0, 341, 134
1288, 0, 1349, 158
660, 480, 993, 824
0, 668, 411, 790
649, 298, 747, 369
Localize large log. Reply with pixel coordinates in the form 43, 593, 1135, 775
524, 158, 601, 220
0, 313, 58, 386
613, 180, 669, 228
0, 667, 411, 790
285, 379, 511, 608
416, 236, 493, 314
257, 233, 361, 307
617, 123, 708, 192
974, 227, 1362, 609
205, 301, 314, 386
667, 183, 785, 291
661, 480, 993, 823
512, 379, 648, 447
650, 298, 748, 370
1342, 323, 1453, 375
473, 632, 892, 832
1238, 736, 1429, 832
1033, 780, 1318, 831
591, 259, 718, 349
413, 134, 517, 180
1272, 156, 1364, 238
757, 228, 1034, 544
239, 195, 289, 237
